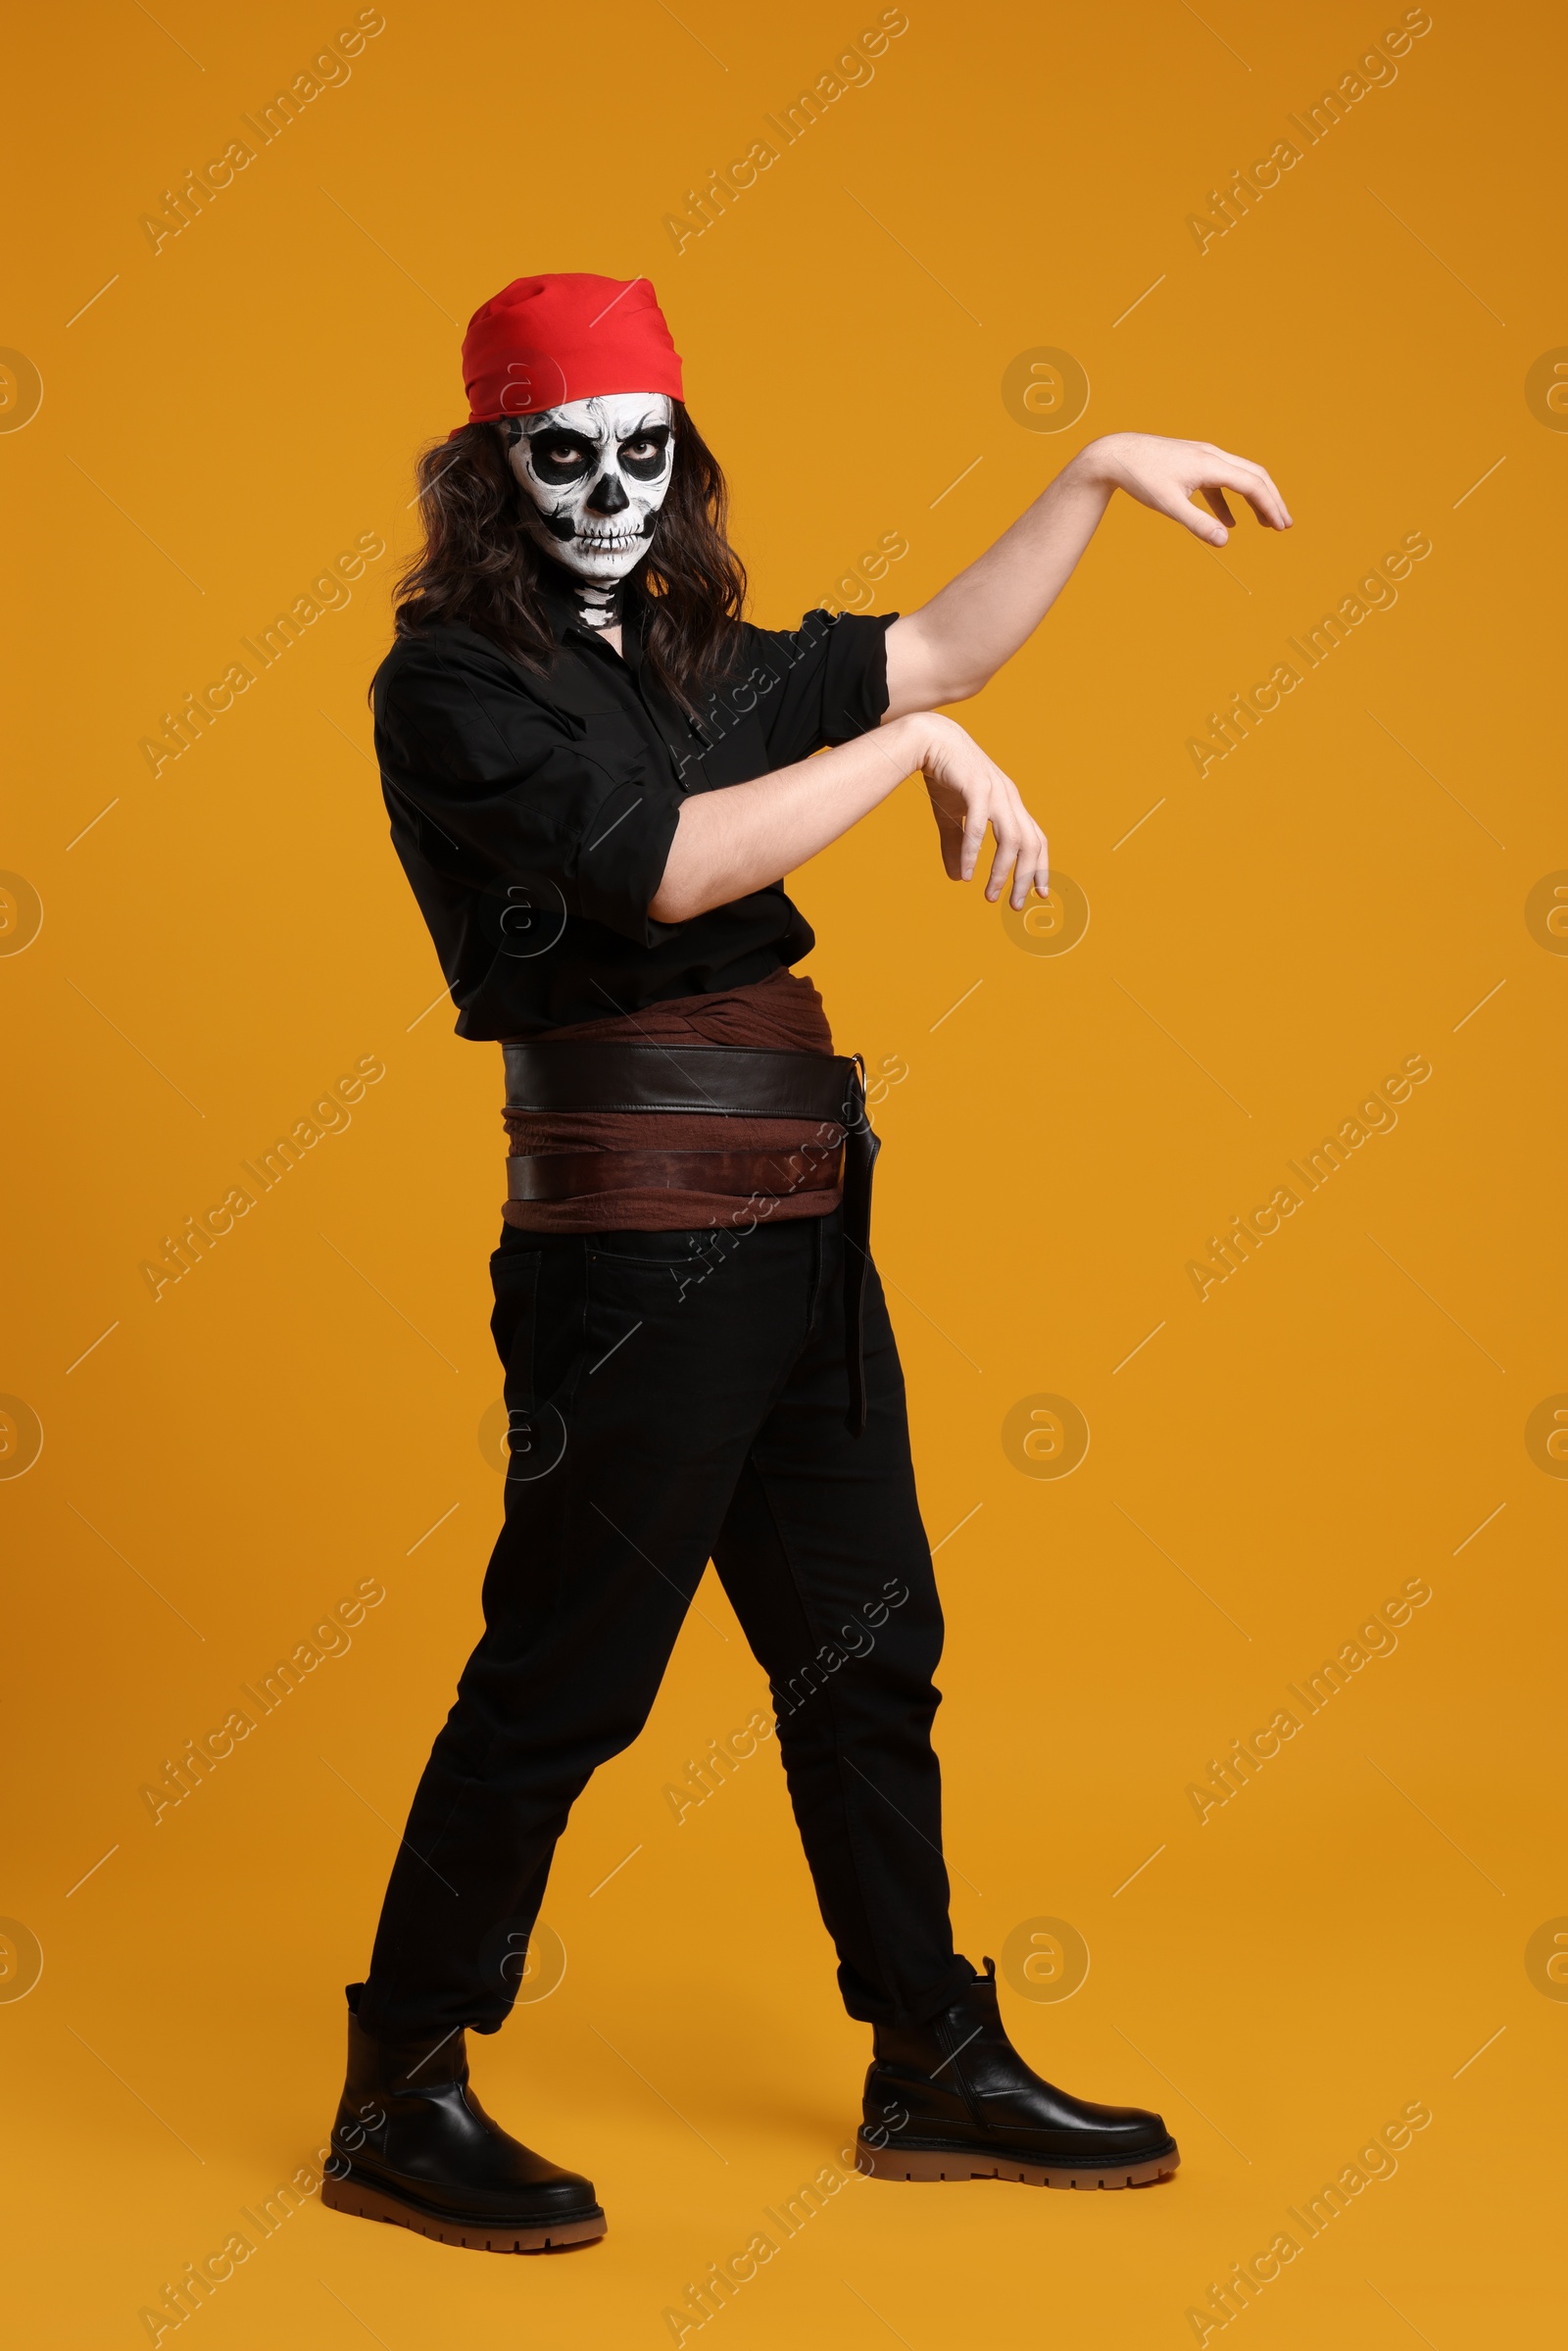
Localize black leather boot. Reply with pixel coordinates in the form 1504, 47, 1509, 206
320, 1984, 605, 2252
857, 1958, 1179, 2189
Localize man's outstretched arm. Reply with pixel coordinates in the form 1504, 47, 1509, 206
882, 432, 1293, 716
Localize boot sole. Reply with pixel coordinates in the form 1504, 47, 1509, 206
321, 2172, 606, 2253
855, 2133, 1179, 2189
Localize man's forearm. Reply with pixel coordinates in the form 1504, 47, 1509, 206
883, 447, 1113, 715
648, 715, 923, 923
882, 430, 1292, 719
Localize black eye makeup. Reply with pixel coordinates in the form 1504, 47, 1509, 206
527, 431, 597, 485
618, 425, 671, 482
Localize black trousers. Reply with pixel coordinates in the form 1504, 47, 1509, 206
359, 1207, 972, 2040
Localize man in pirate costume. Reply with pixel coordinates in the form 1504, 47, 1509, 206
324, 273, 1290, 2252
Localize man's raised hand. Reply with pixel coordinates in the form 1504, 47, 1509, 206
1080, 431, 1293, 548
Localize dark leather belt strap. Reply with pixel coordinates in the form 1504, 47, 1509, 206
502, 1041, 880, 1437
502, 1041, 857, 1122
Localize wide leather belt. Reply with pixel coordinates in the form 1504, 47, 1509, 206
502, 1041, 858, 1123
502, 1042, 880, 1437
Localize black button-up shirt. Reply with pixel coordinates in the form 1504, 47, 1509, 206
372, 574, 897, 1037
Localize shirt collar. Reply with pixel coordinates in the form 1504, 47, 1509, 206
532, 564, 706, 775
534, 561, 593, 647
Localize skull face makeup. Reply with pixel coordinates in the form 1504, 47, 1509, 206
505, 393, 674, 625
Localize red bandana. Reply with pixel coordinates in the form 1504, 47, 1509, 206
453, 273, 684, 432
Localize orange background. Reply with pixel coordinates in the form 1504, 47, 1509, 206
3, 1, 1563, 2342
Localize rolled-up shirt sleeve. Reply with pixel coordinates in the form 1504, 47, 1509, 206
707, 608, 899, 771
376, 635, 682, 946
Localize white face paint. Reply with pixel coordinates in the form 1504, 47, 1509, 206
505, 393, 675, 591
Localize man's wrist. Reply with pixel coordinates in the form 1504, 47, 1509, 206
1061, 434, 1125, 493
880, 709, 930, 774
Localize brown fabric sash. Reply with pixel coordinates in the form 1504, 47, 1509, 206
508, 1146, 842, 1202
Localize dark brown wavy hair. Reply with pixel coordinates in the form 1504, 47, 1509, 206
390, 404, 747, 714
